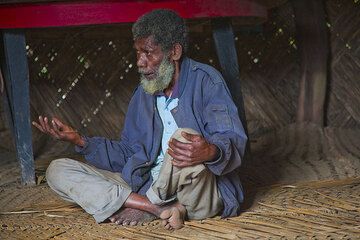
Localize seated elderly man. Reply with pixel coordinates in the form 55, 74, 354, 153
33, 9, 247, 230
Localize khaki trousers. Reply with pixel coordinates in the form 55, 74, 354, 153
46, 128, 223, 223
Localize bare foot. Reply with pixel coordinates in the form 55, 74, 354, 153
109, 208, 157, 226
159, 203, 187, 230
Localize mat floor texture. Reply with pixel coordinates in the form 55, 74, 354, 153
1, 124, 360, 239
1, 173, 359, 239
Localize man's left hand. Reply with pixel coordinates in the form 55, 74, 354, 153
168, 132, 219, 167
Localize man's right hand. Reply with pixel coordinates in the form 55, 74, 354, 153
32, 116, 85, 147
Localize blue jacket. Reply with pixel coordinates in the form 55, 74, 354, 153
76, 57, 248, 218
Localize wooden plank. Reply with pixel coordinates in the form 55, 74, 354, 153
211, 18, 251, 159
0, 29, 35, 185
0, 0, 267, 29
291, 0, 329, 126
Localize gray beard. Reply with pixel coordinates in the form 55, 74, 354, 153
140, 58, 175, 95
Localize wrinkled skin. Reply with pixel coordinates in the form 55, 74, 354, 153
109, 208, 157, 226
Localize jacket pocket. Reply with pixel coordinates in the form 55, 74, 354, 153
205, 104, 233, 132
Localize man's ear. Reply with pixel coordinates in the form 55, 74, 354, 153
170, 43, 183, 61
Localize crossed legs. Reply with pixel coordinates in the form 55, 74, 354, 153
46, 128, 222, 229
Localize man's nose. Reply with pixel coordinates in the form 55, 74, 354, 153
136, 53, 146, 69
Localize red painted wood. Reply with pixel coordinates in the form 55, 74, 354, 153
0, 0, 267, 29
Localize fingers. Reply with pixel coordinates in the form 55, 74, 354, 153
168, 138, 205, 158
167, 135, 213, 167
45, 117, 53, 132
43, 117, 59, 138
49, 121, 62, 139
168, 149, 201, 167
52, 117, 65, 128
168, 149, 192, 162
51, 119, 63, 136
169, 138, 199, 154
171, 158, 192, 168
51, 119, 60, 132
168, 142, 193, 158
169, 138, 189, 150
33, 116, 50, 133
38, 116, 47, 131
32, 121, 45, 132
53, 117, 77, 136
167, 139, 199, 167
32, 116, 62, 139
181, 131, 202, 142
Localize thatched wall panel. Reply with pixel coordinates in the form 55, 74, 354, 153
0, 105, 7, 132
326, 0, 360, 128
235, 3, 299, 135
26, 29, 138, 144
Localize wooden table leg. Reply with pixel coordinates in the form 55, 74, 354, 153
1, 29, 35, 185
211, 18, 249, 135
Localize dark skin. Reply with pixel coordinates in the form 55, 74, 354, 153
33, 35, 219, 230
169, 133, 219, 167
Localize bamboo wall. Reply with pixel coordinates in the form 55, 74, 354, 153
326, 0, 360, 128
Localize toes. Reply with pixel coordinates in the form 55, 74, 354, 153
129, 221, 138, 226
109, 216, 116, 223
160, 209, 172, 220
122, 220, 130, 226
164, 222, 172, 230
173, 222, 184, 230
164, 207, 185, 230
109, 212, 122, 223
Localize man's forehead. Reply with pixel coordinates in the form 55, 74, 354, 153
134, 35, 160, 49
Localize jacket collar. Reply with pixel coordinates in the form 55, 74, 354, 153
176, 57, 190, 99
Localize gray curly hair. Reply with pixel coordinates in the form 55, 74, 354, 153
132, 9, 188, 55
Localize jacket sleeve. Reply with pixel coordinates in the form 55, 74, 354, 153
202, 73, 248, 176
75, 134, 134, 173
74, 88, 141, 172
